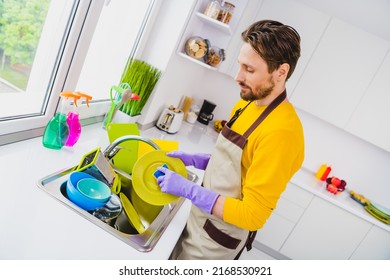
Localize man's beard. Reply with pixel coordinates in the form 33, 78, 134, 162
239, 78, 275, 102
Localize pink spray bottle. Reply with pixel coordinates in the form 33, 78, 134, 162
64, 92, 93, 147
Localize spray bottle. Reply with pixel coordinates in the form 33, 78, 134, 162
64, 92, 92, 147
42, 91, 74, 150
63, 92, 81, 147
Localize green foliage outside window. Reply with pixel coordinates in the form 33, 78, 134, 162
0, 0, 50, 67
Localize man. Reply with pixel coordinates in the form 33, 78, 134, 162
157, 20, 304, 259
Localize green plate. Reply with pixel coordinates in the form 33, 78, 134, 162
119, 193, 145, 234
370, 202, 390, 217
132, 150, 187, 206
365, 204, 390, 224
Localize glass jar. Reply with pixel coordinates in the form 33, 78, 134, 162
184, 36, 210, 59
218, 1, 235, 24
203, 0, 221, 20
204, 46, 225, 67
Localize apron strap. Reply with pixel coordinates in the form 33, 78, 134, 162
235, 90, 286, 259
234, 231, 258, 260
226, 101, 253, 128
243, 89, 287, 138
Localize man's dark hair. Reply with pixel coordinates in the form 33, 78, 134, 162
241, 19, 301, 80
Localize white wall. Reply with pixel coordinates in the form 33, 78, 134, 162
298, 109, 390, 208
296, 0, 390, 41
137, 0, 390, 209
137, 0, 242, 126
136, 0, 197, 125
140, 54, 240, 126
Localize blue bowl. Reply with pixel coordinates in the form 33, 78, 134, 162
77, 178, 111, 203
66, 172, 108, 211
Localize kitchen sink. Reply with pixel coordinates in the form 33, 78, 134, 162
37, 136, 198, 252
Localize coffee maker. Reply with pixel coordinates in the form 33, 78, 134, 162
197, 99, 216, 125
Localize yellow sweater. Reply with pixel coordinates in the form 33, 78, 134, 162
223, 99, 304, 231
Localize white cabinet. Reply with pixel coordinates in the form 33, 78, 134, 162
291, 18, 389, 128
253, 178, 390, 260
250, 0, 330, 96
176, 0, 250, 72
350, 225, 390, 260
255, 183, 313, 252
280, 196, 372, 259
345, 51, 390, 152
256, 212, 295, 252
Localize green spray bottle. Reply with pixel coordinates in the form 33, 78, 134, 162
42, 91, 76, 149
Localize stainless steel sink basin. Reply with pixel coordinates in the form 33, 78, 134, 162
37, 165, 197, 252
37, 135, 198, 252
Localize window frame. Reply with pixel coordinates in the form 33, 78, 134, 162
0, 0, 161, 146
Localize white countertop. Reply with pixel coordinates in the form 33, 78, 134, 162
291, 167, 390, 233
1, 119, 388, 260
0, 121, 218, 260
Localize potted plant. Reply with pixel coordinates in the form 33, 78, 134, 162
118, 58, 162, 118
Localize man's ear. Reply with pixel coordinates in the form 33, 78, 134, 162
277, 63, 290, 81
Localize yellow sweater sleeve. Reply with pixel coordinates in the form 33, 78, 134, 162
222, 101, 304, 231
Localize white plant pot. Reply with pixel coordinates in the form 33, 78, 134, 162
111, 110, 140, 124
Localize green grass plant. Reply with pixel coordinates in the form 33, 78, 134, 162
119, 59, 161, 117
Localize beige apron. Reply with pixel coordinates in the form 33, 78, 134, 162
170, 91, 287, 260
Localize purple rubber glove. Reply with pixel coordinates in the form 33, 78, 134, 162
166, 151, 210, 170
156, 167, 219, 214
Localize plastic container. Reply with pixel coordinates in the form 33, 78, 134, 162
315, 164, 327, 179
77, 178, 111, 203
320, 166, 332, 181
66, 172, 108, 211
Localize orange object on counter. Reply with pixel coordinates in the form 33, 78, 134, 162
315, 164, 327, 179
320, 166, 332, 181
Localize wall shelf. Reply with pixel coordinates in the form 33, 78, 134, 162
195, 12, 232, 35
176, 0, 249, 73
177, 52, 218, 71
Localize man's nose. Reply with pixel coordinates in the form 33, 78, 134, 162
235, 69, 244, 83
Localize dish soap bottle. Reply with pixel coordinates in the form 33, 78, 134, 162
42, 91, 73, 150
64, 92, 92, 147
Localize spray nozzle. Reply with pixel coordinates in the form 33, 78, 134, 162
60, 91, 81, 107
75, 91, 93, 107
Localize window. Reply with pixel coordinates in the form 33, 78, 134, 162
0, 0, 159, 144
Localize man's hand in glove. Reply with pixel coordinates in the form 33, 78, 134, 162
166, 151, 210, 170
156, 166, 219, 214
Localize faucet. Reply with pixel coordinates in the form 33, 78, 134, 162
103, 135, 160, 160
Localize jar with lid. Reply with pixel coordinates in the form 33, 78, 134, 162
203, 0, 221, 20
204, 46, 225, 67
184, 36, 210, 59
218, 1, 235, 24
